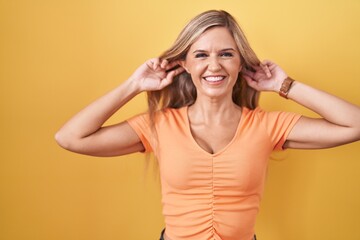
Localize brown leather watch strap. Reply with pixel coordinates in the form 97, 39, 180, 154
279, 77, 294, 99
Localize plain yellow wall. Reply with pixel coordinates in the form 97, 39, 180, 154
1, 0, 359, 239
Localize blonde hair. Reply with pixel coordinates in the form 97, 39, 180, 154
148, 9, 261, 121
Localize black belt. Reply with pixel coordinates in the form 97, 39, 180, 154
159, 228, 257, 240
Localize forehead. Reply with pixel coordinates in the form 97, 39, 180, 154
189, 27, 238, 51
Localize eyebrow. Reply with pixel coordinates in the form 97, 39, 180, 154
192, 48, 236, 53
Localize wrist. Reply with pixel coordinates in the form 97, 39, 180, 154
278, 77, 295, 99
125, 77, 143, 95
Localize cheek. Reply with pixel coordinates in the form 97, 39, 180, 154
230, 64, 240, 72
187, 62, 206, 76
225, 61, 241, 74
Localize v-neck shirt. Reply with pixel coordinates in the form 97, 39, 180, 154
127, 106, 301, 240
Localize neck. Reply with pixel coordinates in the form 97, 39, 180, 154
189, 95, 241, 124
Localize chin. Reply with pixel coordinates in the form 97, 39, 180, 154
199, 88, 232, 99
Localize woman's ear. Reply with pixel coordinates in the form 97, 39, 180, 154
179, 60, 190, 73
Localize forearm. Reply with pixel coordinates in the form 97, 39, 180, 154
286, 81, 360, 128
244, 60, 360, 148
55, 78, 140, 142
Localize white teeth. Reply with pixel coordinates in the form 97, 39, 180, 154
204, 76, 225, 82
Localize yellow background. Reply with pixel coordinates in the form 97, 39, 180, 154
1, 0, 359, 239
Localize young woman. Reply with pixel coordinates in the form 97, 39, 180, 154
55, 10, 360, 240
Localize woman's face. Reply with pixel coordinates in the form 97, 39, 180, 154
181, 27, 242, 100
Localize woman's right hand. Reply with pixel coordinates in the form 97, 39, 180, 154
130, 58, 184, 92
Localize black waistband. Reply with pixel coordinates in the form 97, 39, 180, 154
159, 228, 257, 240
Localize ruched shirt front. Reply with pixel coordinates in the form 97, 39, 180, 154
127, 106, 301, 240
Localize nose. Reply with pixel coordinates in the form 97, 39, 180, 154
207, 57, 221, 72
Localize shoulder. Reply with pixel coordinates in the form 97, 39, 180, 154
161, 107, 185, 117
245, 106, 296, 118
127, 107, 187, 125
242, 106, 301, 126
158, 106, 187, 119
157, 107, 188, 125
242, 106, 266, 120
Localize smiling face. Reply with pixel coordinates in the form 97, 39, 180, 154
181, 27, 242, 100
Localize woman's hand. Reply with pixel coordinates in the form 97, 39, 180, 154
130, 58, 184, 92
242, 60, 288, 92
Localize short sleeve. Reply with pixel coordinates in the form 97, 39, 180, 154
256, 108, 302, 151
126, 113, 153, 153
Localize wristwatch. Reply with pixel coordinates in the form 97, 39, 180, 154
279, 77, 294, 99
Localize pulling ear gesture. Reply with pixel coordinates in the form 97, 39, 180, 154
130, 58, 185, 92
242, 60, 288, 93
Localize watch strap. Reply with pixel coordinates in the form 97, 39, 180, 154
279, 77, 294, 99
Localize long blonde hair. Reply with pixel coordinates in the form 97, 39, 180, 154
148, 10, 261, 121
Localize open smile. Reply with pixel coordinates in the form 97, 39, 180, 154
203, 75, 226, 84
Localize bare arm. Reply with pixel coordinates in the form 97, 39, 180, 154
284, 82, 360, 149
55, 59, 184, 156
243, 60, 360, 149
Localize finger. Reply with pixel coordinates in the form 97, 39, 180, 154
151, 58, 160, 70
165, 67, 184, 83
242, 69, 255, 78
171, 66, 185, 76
242, 74, 259, 90
166, 70, 175, 81
160, 59, 168, 69
262, 60, 277, 71
261, 59, 273, 65
260, 62, 272, 78
268, 64, 277, 70
158, 71, 174, 89
242, 74, 255, 83
164, 60, 180, 71
251, 65, 262, 71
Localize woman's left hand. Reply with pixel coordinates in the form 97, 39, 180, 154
242, 60, 288, 92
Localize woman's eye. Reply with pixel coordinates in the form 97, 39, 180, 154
220, 52, 233, 57
195, 53, 208, 58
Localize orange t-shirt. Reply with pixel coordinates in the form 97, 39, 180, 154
127, 106, 301, 240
